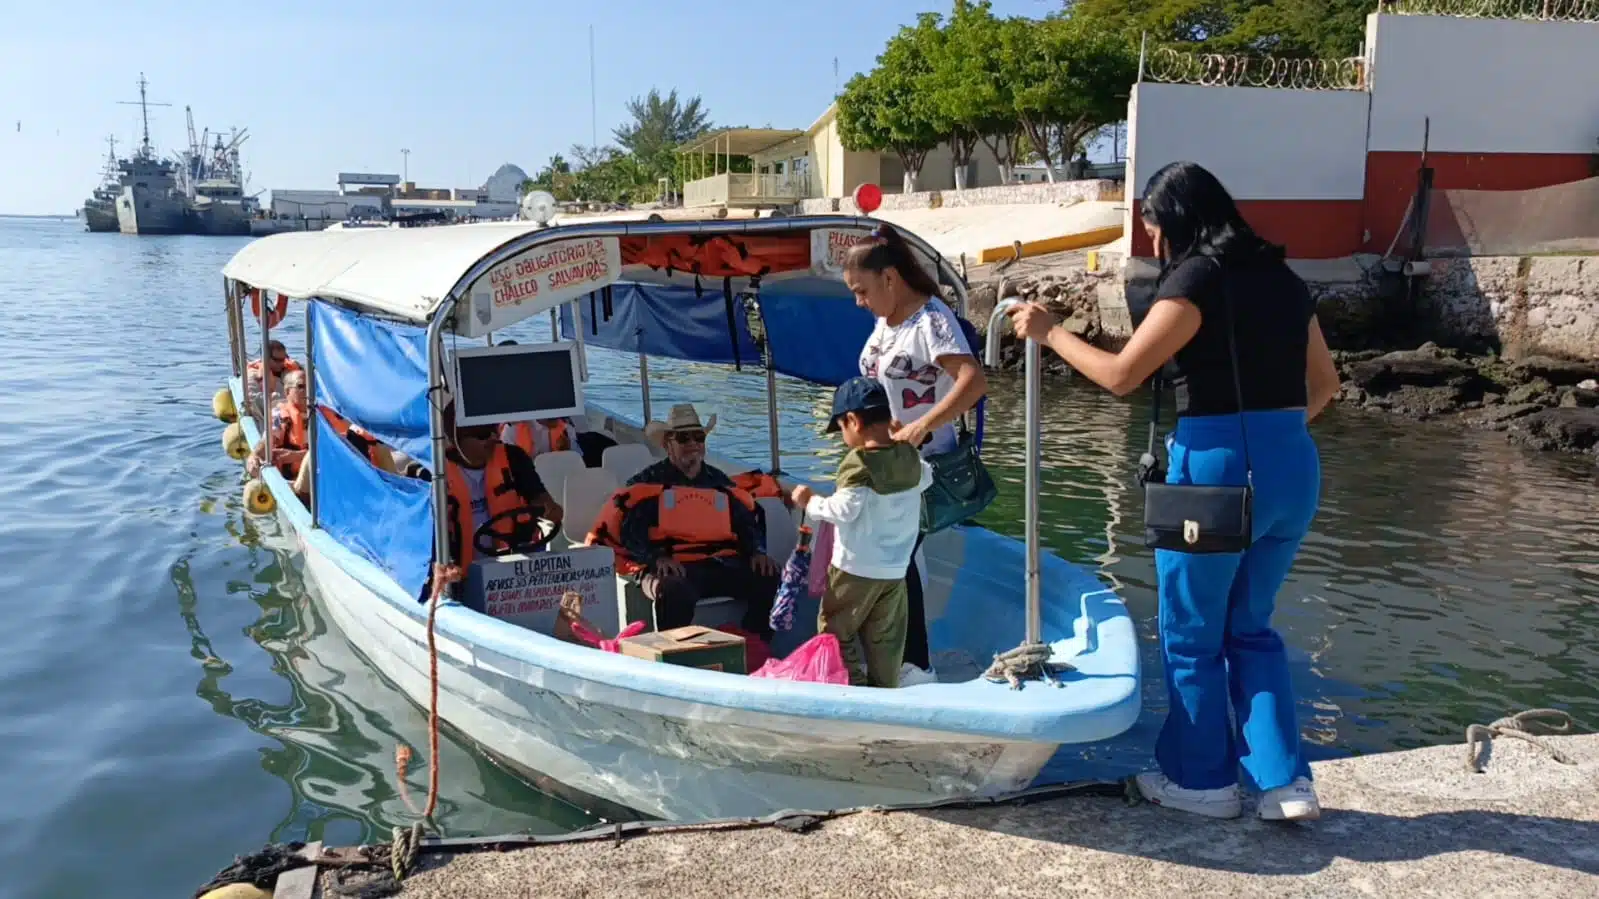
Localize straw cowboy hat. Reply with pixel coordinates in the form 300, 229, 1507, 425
644, 403, 718, 448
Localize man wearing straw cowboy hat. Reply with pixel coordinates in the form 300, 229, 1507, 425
595, 403, 779, 639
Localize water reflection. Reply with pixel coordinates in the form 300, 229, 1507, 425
175, 500, 598, 844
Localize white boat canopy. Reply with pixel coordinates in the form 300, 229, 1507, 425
220, 216, 957, 333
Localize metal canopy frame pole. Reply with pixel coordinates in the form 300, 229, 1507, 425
1022, 329, 1042, 644
638, 329, 652, 424
260, 291, 273, 465
985, 298, 1042, 647
224, 278, 240, 379
757, 294, 780, 474
305, 302, 319, 526
426, 309, 453, 584
233, 283, 248, 382
571, 300, 587, 382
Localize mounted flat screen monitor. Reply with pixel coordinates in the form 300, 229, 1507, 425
449, 342, 584, 427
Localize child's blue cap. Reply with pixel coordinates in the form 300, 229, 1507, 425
826, 377, 891, 433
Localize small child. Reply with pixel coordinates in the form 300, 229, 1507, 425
791, 378, 933, 688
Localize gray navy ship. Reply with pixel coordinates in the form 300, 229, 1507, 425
178, 112, 256, 236
114, 74, 186, 235
81, 136, 121, 232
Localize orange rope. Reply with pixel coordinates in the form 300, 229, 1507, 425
394, 565, 460, 824
423, 564, 460, 820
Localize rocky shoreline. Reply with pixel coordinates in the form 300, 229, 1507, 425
965, 269, 1599, 459
1335, 344, 1599, 456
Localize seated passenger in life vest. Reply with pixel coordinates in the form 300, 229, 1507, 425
246, 370, 310, 492
437, 402, 564, 573
504, 416, 577, 458
245, 340, 302, 412
589, 403, 779, 640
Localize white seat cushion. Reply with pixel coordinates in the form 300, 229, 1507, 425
532, 450, 587, 504
602, 443, 656, 482
561, 467, 620, 546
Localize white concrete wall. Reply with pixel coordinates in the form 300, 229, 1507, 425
1367, 14, 1599, 153
1126, 82, 1370, 200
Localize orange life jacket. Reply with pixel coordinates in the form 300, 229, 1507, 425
319, 406, 384, 468
587, 483, 756, 570
266, 400, 309, 479
444, 444, 531, 571
248, 357, 302, 380
274, 400, 309, 451
731, 470, 790, 507
504, 418, 573, 457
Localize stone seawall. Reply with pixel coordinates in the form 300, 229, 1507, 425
1423, 255, 1599, 362
960, 250, 1599, 457
799, 179, 1120, 216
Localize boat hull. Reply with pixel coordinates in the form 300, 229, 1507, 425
189, 201, 253, 236
300, 544, 1058, 820
82, 203, 118, 233
117, 188, 186, 235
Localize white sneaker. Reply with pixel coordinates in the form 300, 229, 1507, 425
1258, 777, 1321, 821
1134, 772, 1243, 819
897, 663, 938, 687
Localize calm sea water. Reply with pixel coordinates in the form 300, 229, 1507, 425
2, 216, 1596, 898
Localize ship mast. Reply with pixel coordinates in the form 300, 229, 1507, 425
118, 73, 171, 158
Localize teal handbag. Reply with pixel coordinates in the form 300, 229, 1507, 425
919, 420, 998, 535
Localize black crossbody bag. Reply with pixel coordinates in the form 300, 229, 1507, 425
1136, 268, 1254, 554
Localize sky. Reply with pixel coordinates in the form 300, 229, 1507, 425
0, 0, 1063, 215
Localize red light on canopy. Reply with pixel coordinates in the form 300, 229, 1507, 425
853, 183, 883, 215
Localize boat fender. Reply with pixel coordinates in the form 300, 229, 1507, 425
213, 386, 238, 423
243, 479, 276, 515
197, 885, 272, 899
222, 422, 250, 460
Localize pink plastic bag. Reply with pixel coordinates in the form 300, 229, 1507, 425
569, 619, 648, 653
749, 634, 850, 685
808, 522, 834, 597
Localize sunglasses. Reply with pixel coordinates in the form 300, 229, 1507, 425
670, 430, 706, 445
457, 427, 498, 442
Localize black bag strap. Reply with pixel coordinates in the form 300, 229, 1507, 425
1137, 257, 1253, 486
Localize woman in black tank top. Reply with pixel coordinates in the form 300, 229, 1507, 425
1005, 161, 1340, 823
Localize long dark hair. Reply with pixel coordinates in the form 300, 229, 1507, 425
1141, 161, 1284, 266
843, 222, 942, 297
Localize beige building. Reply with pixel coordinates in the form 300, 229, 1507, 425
678, 102, 1008, 209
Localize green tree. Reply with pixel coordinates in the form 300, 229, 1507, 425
1003, 15, 1138, 181
612, 88, 712, 157
838, 14, 944, 191
1064, 0, 1373, 58
612, 88, 712, 194
930, 0, 1022, 186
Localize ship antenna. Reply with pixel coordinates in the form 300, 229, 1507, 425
118, 73, 171, 156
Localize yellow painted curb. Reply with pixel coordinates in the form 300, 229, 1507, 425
976, 225, 1124, 264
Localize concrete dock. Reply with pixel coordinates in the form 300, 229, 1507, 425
283, 730, 1599, 899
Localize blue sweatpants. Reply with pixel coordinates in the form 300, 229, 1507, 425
1154, 409, 1320, 793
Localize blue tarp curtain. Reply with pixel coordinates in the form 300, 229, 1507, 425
313, 412, 434, 599
559, 280, 877, 387
309, 300, 436, 599
309, 301, 435, 471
